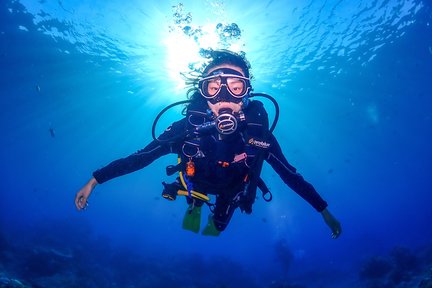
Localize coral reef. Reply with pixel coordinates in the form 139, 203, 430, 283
2, 219, 432, 287
359, 245, 432, 288
1, 219, 264, 288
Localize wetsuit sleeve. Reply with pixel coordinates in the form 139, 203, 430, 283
92, 118, 186, 184
266, 134, 328, 212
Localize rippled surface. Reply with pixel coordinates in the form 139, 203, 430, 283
13, 0, 424, 89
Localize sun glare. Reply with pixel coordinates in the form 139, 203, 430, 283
163, 33, 200, 90
162, 23, 220, 91
162, 19, 244, 94
158, 3, 245, 96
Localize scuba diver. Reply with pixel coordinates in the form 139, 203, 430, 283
74, 49, 342, 238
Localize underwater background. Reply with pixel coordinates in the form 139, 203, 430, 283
1, 0, 431, 287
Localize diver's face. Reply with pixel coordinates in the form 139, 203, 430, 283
201, 64, 250, 116
204, 64, 247, 100
205, 74, 246, 98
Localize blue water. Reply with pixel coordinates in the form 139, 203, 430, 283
1, 0, 431, 287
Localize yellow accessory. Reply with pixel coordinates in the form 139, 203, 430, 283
177, 189, 210, 202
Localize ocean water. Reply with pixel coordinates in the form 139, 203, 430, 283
1, 0, 431, 287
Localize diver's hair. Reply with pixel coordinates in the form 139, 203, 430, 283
203, 49, 251, 78
182, 49, 252, 113
180, 70, 206, 115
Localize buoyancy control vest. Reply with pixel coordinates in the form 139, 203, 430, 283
178, 99, 271, 212
157, 93, 279, 213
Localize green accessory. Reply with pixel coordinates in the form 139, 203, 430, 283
182, 204, 202, 233
201, 215, 221, 237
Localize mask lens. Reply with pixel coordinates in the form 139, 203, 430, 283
204, 78, 221, 97
227, 77, 246, 96
199, 75, 249, 99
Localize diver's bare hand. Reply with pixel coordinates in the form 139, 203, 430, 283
321, 208, 342, 239
75, 177, 98, 210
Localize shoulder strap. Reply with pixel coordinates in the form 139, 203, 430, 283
238, 100, 272, 213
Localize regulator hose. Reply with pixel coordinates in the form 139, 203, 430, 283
152, 93, 279, 142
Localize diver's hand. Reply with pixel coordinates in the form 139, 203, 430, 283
75, 177, 98, 211
320, 208, 342, 239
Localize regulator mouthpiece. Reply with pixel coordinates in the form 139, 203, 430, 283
215, 109, 238, 135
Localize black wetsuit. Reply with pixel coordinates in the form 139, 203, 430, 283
93, 100, 328, 231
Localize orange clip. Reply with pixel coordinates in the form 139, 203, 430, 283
218, 161, 230, 168
186, 159, 195, 177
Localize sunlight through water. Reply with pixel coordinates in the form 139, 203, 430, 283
13, 0, 424, 102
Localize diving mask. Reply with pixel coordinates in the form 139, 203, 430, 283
198, 68, 251, 104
